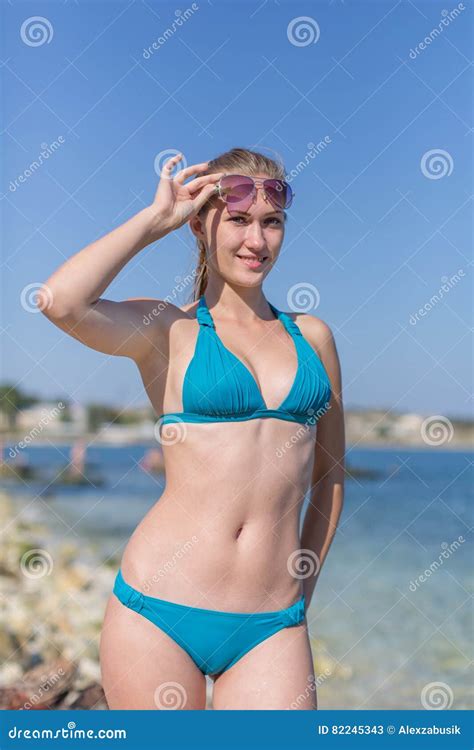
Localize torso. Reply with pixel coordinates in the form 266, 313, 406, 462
120, 298, 325, 612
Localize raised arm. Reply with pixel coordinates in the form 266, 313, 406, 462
38, 154, 223, 362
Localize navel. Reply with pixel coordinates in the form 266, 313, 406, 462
235, 524, 244, 540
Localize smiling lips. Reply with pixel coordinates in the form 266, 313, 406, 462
235, 253, 268, 269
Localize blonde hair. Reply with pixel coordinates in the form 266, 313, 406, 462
191, 147, 287, 301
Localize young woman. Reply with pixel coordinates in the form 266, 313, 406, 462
40, 148, 345, 710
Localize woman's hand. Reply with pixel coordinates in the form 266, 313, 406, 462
147, 153, 223, 240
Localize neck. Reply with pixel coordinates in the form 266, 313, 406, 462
202, 281, 273, 322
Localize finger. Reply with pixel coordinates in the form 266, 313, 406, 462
189, 182, 219, 212
160, 152, 184, 178
187, 172, 224, 194
174, 161, 212, 185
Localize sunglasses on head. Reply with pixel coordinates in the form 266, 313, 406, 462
214, 174, 294, 214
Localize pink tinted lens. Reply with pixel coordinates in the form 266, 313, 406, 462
264, 179, 293, 209
219, 175, 254, 211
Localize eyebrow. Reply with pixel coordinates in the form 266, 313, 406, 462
228, 210, 286, 218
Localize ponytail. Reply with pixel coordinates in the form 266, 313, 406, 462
193, 238, 208, 300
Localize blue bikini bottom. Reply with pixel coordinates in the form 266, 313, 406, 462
113, 569, 306, 676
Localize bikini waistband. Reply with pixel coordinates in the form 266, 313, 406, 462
113, 568, 306, 625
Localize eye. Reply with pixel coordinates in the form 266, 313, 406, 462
229, 216, 282, 225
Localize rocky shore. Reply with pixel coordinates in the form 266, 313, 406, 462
0, 491, 112, 709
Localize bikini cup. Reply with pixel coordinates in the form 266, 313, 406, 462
159, 295, 332, 426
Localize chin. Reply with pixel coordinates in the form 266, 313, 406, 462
231, 272, 269, 288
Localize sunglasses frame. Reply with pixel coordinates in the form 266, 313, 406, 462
213, 173, 295, 213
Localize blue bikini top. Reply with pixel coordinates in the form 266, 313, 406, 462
159, 295, 332, 427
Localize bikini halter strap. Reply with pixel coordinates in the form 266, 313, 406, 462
269, 302, 302, 337
197, 295, 302, 336
196, 296, 215, 328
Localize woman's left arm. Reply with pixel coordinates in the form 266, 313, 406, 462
299, 317, 345, 610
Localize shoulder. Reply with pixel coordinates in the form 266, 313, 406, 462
125, 296, 199, 331
285, 310, 336, 359
287, 310, 342, 395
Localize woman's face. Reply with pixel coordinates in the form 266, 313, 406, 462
190, 173, 286, 288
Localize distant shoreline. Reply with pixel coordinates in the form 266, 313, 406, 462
1, 434, 472, 451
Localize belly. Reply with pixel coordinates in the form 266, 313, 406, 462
121, 419, 316, 611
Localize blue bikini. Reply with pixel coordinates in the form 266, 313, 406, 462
114, 569, 306, 676
113, 295, 332, 677
159, 294, 332, 426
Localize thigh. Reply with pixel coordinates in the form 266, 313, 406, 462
99, 594, 207, 709
212, 622, 317, 710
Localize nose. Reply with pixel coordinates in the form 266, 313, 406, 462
244, 219, 267, 251
243, 190, 270, 250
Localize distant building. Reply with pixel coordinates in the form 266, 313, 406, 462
15, 401, 87, 438
94, 420, 157, 444
389, 413, 424, 440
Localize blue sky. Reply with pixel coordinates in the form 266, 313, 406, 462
2, 0, 472, 418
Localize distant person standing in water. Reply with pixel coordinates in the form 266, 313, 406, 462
40, 148, 345, 710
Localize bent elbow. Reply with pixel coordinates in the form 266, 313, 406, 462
36, 285, 76, 323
